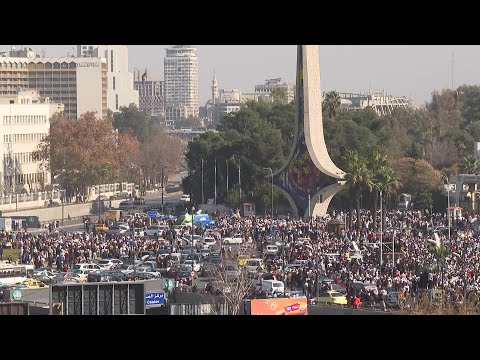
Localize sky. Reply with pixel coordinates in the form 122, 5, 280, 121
2, 45, 480, 106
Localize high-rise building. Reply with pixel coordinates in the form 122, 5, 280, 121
164, 45, 199, 123
255, 78, 295, 103
77, 45, 139, 112
0, 90, 64, 193
0, 48, 107, 118
133, 68, 164, 117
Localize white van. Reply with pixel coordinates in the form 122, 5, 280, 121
200, 236, 216, 249
260, 280, 285, 297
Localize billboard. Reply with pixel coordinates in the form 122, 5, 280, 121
250, 297, 308, 315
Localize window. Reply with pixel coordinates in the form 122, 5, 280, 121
116, 94, 119, 110
113, 76, 115, 90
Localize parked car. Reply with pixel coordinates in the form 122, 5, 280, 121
145, 225, 168, 238
119, 200, 134, 210
97, 258, 123, 270
72, 263, 102, 273
183, 259, 201, 272
106, 226, 127, 236
317, 290, 348, 305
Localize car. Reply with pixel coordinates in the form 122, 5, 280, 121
135, 267, 161, 278
183, 259, 201, 272
145, 225, 168, 238
100, 270, 129, 281
106, 226, 127, 236
95, 224, 109, 232
246, 258, 264, 274
224, 265, 240, 280
71, 270, 89, 282
119, 200, 134, 210
72, 263, 102, 273
133, 197, 145, 205
223, 237, 242, 245
201, 262, 217, 277
119, 264, 136, 275
96, 195, 108, 201
209, 256, 223, 267
21, 278, 49, 288
33, 269, 57, 280
264, 245, 279, 255
200, 249, 211, 259
317, 290, 348, 305
97, 259, 123, 270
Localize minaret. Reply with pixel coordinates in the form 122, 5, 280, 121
212, 70, 218, 105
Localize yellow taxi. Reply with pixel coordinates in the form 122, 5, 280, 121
95, 223, 109, 232
317, 290, 347, 305
21, 278, 49, 289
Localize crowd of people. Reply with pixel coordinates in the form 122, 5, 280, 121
1, 207, 479, 309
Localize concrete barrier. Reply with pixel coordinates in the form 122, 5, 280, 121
4, 199, 124, 223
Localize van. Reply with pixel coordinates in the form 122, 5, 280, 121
260, 280, 285, 297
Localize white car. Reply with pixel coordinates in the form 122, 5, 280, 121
71, 270, 89, 282
72, 263, 102, 273
183, 259, 201, 272
145, 225, 168, 238
97, 258, 123, 270
223, 237, 242, 245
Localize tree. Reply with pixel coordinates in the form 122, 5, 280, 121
208, 265, 256, 315
393, 158, 443, 200
323, 91, 341, 118
33, 112, 140, 195
177, 116, 203, 129
138, 125, 183, 190
270, 87, 288, 104
342, 150, 372, 230
113, 104, 152, 143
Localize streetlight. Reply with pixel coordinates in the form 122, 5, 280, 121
97, 168, 109, 222
130, 164, 141, 199
201, 158, 204, 205
442, 172, 451, 242
161, 165, 170, 214
372, 181, 395, 266
263, 167, 273, 219
214, 158, 217, 205
61, 188, 66, 226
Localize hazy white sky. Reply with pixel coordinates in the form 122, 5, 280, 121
2, 45, 479, 106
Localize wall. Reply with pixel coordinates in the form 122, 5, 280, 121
4, 198, 124, 223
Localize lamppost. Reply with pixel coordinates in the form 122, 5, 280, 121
61, 189, 66, 226
372, 182, 395, 266
130, 164, 141, 199
201, 158, 204, 205
263, 167, 273, 219
161, 165, 170, 214
442, 172, 451, 242
214, 158, 217, 205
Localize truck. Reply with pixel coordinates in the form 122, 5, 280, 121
0, 217, 13, 232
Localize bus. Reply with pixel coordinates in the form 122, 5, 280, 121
9, 216, 41, 229
0, 264, 34, 285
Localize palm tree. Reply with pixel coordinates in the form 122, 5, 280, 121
323, 91, 341, 118
460, 155, 480, 211
342, 150, 372, 231
368, 150, 388, 232
375, 168, 401, 233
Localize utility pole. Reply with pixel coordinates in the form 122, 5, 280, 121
201, 158, 204, 205
214, 158, 217, 205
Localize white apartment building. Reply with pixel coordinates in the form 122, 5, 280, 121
0, 90, 64, 194
164, 46, 199, 123
0, 49, 107, 118
78, 45, 139, 112
255, 78, 295, 103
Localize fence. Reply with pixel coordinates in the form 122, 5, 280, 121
169, 303, 228, 315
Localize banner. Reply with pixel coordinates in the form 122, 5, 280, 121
250, 297, 308, 315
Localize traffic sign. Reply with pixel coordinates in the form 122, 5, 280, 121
12, 290, 22, 301
145, 291, 165, 306
147, 211, 159, 218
